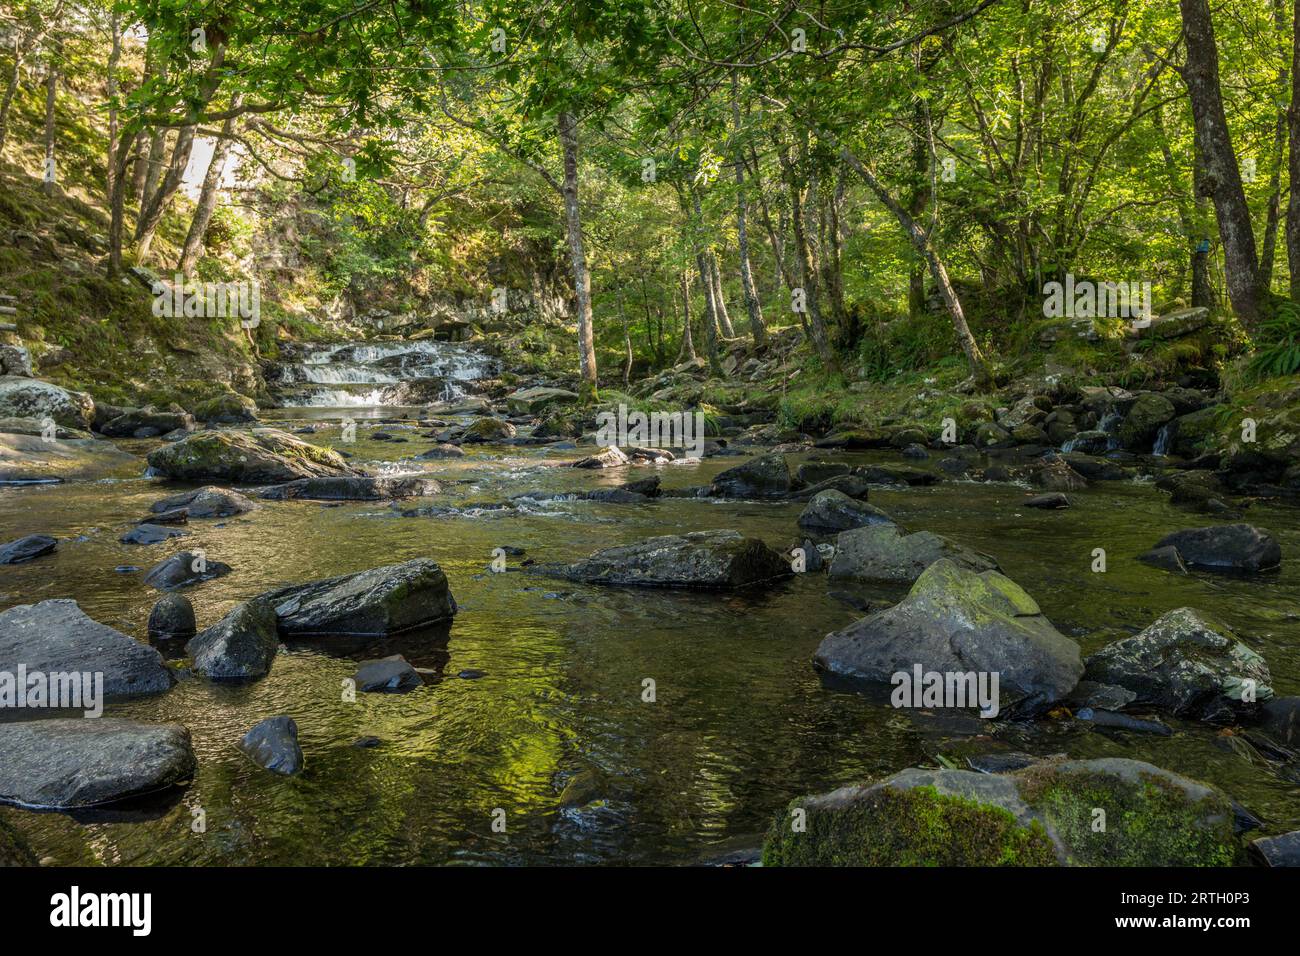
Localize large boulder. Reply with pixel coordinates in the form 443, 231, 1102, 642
797, 490, 893, 532
814, 560, 1082, 714
148, 486, 258, 520
829, 524, 999, 584
0, 534, 56, 564
1118, 393, 1176, 450
709, 452, 792, 498
549, 529, 792, 590
259, 558, 457, 638
0, 376, 93, 430
191, 392, 258, 424
186, 599, 280, 681
506, 386, 579, 415
762, 758, 1237, 867
1150, 524, 1281, 573
147, 429, 360, 483
0, 599, 174, 700
0, 719, 195, 808
98, 405, 194, 438
1083, 608, 1272, 722
258, 475, 440, 501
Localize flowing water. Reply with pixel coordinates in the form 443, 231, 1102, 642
3, 350, 1300, 865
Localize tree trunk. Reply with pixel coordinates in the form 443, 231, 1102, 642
677, 271, 696, 362
179, 99, 242, 274
780, 143, 837, 371
107, 140, 132, 277
840, 147, 991, 388
41, 41, 59, 197
732, 73, 767, 350
710, 250, 735, 338
105, 12, 121, 208
908, 100, 930, 318
1260, 0, 1289, 294
1288, 0, 1300, 299
0, 50, 22, 154
557, 110, 598, 401
136, 124, 198, 259
1178, 0, 1261, 321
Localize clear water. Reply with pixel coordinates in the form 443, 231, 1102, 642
3, 418, 1300, 865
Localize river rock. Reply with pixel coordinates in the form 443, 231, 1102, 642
815, 560, 1082, 714
709, 452, 792, 498
1035, 456, 1086, 492
1260, 697, 1300, 748
786, 474, 874, 501
1249, 830, 1300, 867
147, 593, 196, 641
460, 417, 517, 443
1083, 607, 1272, 722
147, 429, 360, 483
0, 376, 94, 429
258, 475, 441, 501
149, 486, 258, 519
191, 392, 258, 424
99, 405, 194, 438
0, 344, 32, 378
0, 533, 57, 564
550, 529, 792, 590
797, 490, 893, 532
237, 716, 303, 776
353, 655, 423, 693
0, 719, 195, 808
0, 599, 174, 699
829, 524, 999, 584
1148, 524, 1281, 573
761, 758, 1236, 866
120, 524, 188, 545
1118, 393, 1176, 450
143, 551, 232, 590
259, 558, 457, 638
186, 599, 280, 681
1024, 492, 1070, 509
796, 461, 851, 486
418, 443, 466, 459
572, 445, 629, 469
506, 386, 579, 414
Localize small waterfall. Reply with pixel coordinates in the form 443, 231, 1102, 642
267, 339, 496, 409
1099, 411, 1123, 451
1152, 421, 1173, 457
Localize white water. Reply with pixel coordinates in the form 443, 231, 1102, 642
271, 339, 495, 408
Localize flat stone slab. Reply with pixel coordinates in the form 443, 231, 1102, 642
0, 718, 195, 808
0, 599, 174, 701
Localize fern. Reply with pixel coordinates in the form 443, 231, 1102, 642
1248, 301, 1300, 379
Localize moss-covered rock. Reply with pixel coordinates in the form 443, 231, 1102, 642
192, 391, 259, 424
460, 416, 517, 443
763, 758, 1240, 867
0, 817, 37, 867
762, 769, 1058, 866
146, 428, 359, 483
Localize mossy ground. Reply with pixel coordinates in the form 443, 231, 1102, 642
761, 785, 1059, 867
